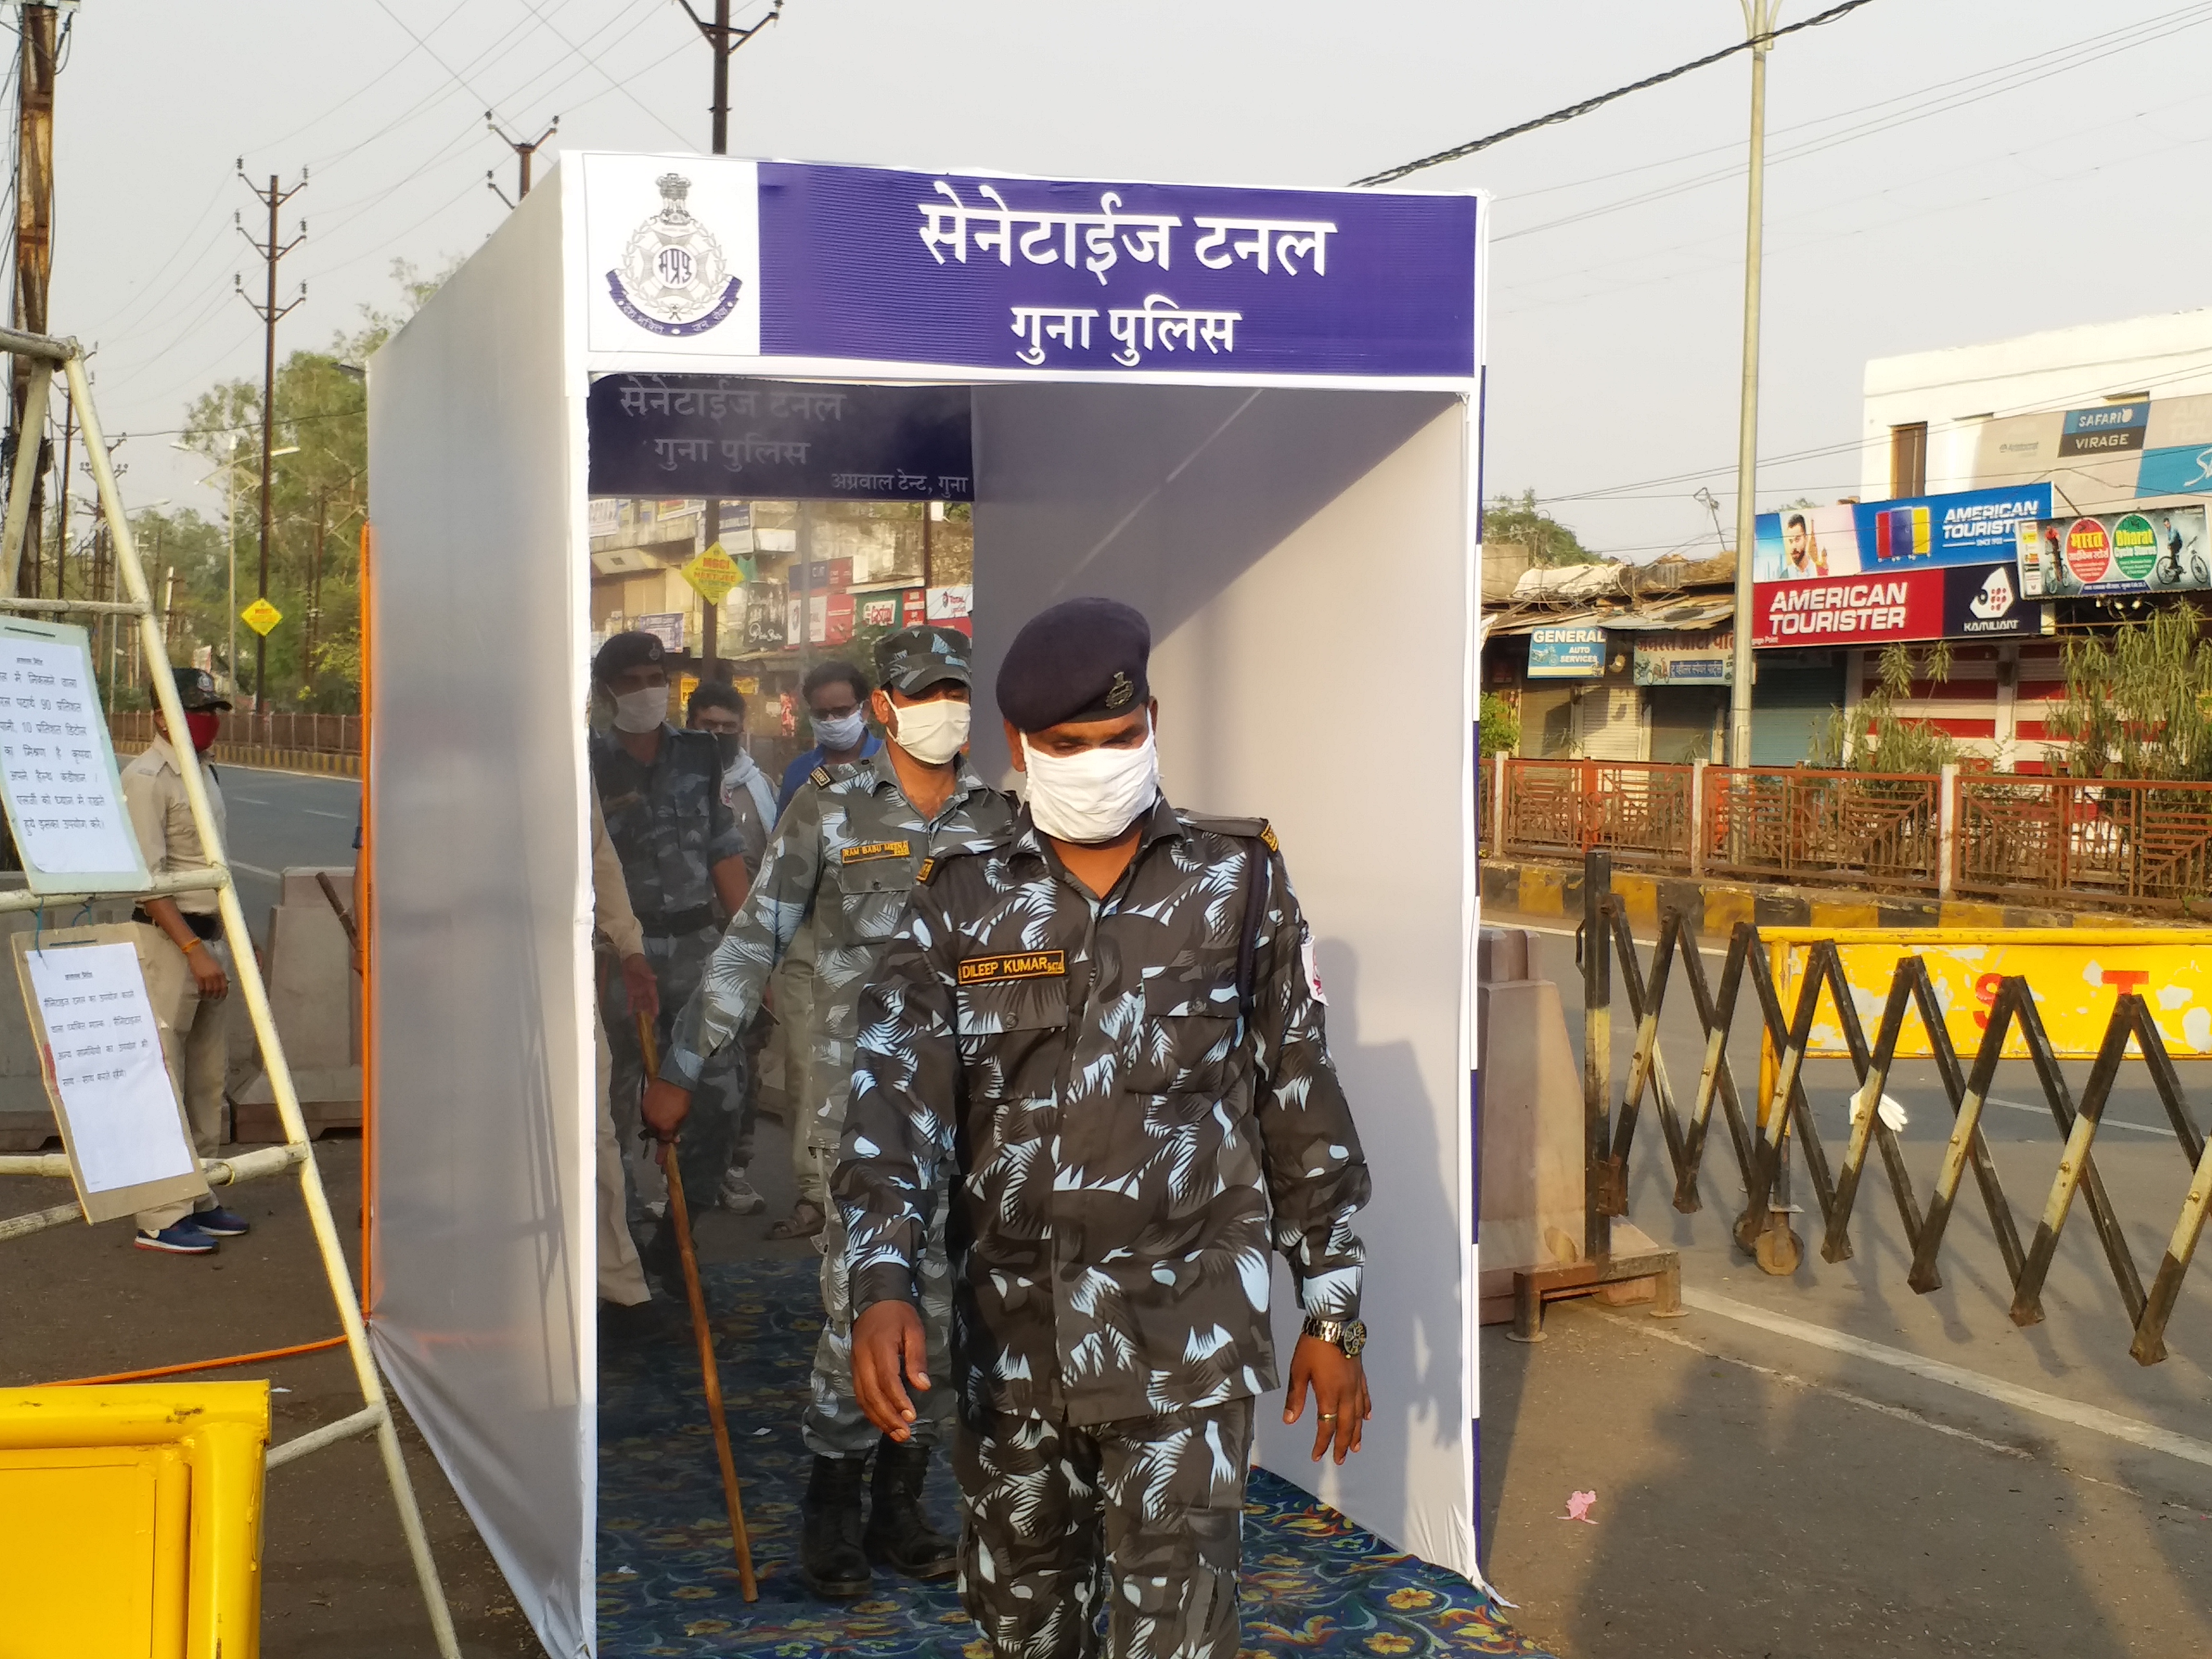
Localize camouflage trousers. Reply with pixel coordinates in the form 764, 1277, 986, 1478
806, 1156, 955, 1459
954, 1397, 1253, 1659
605, 924, 752, 1242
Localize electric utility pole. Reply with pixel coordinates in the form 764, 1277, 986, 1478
1727, 1, 1781, 768
235, 162, 307, 713
485, 112, 559, 208
680, 0, 783, 155
677, 0, 782, 676
7, 2, 59, 598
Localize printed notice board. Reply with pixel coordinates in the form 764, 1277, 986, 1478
12, 925, 207, 1225
0, 618, 148, 894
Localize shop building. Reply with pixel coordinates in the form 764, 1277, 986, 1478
1482, 555, 1733, 761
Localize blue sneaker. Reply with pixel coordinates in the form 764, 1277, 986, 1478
135, 1221, 218, 1255
193, 1207, 251, 1238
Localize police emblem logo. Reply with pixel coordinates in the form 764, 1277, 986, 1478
1105, 670, 1134, 711
606, 173, 743, 337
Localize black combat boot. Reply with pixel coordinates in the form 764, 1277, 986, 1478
862, 1437, 959, 1580
800, 1454, 872, 1599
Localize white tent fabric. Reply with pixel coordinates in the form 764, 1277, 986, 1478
366, 178, 599, 1659
968, 383, 1479, 1570
367, 153, 1486, 1656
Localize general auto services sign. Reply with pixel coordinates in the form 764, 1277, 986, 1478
1751, 570, 1943, 647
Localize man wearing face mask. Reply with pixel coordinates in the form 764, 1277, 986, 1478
589, 630, 753, 1293
641, 625, 1012, 1600
776, 660, 881, 818
685, 679, 776, 1216
120, 667, 253, 1255
840, 598, 1372, 1659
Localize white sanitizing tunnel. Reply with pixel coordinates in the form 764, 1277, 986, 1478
366, 151, 1487, 1655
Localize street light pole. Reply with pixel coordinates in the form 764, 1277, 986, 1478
225, 433, 240, 702
1727, 0, 1781, 768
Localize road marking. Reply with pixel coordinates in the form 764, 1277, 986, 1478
304, 809, 351, 820
229, 861, 283, 879
1498, 918, 1729, 959
1680, 1286, 2212, 1472
229, 797, 271, 806
1989, 1095, 2167, 1136
1613, 1308, 2031, 1460
215, 761, 360, 783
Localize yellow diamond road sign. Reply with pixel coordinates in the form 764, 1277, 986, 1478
682, 541, 742, 606
240, 598, 283, 637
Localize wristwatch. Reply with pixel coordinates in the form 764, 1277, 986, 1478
1301, 1314, 1367, 1358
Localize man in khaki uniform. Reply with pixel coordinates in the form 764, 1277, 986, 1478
120, 668, 251, 1255
593, 783, 655, 1312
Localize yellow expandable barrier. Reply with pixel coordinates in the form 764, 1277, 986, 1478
0, 1382, 269, 1659
1766, 928, 2212, 1064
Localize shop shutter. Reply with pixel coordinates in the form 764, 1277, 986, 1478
1576, 684, 1646, 761
1751, 662, 1845, 765
1519, 684, 1576, 757
1647, 686, 1726, 763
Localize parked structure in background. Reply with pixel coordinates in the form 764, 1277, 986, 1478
1483, 552, 1734, 765
1487, 308, 2212, 773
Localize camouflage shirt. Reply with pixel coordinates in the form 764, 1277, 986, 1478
660, 747, 1015, 1149
590, 724, 747, 930
836, 795, 1370, 1428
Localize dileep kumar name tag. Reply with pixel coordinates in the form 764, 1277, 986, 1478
958, 950, 1067, 985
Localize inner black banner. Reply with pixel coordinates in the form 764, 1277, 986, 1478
587, 374, 974, 502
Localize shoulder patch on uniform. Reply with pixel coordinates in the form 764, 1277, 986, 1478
809, 765, 834, 788
958, 949, 1067, 985
920, 843, 992, 884
1178, 811, 1274, 851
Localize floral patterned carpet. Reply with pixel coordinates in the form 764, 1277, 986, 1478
596, 1258, 1555, 1658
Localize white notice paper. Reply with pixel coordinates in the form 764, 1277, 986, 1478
25, 942, 196, 1194
0, 621, 147, 886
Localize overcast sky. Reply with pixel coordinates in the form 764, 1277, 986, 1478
46, 0, 2212, 557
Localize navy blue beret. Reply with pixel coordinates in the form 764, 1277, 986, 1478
593, 630, 665, 681
995, 597, 1151, 732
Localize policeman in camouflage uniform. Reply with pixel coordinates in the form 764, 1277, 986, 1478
840, 598, 1373, 1659
644, 625, 1014, 1599
589, 631, 753, 1293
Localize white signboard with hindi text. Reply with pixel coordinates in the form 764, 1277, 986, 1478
0, 618, 148, 894
12, 926, 206, 1226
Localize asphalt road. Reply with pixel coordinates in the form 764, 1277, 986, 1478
1477, 908, 2212, 1653
215, 764, 361, 928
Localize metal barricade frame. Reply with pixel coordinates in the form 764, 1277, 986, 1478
0, 327, 457, 1654
1581, 854, 2212, 1368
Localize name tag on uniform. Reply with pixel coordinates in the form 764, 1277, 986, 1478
958, 950, 1066, 985
841, 840, 913, 864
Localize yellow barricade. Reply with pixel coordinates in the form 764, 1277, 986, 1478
1766, 928, 2212, 1063
0, 1382, 269, 1659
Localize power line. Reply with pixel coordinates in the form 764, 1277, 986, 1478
1497, 0, 2212, 244
1349, 0, 1881, 188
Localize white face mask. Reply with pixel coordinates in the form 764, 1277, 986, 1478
889, 697, 971, 767
1022, 726, 1160, 844
611, 684, 669, 733
812, 706, 868, 752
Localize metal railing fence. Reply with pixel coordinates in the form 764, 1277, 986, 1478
108, 707, 362, 755
1490, 755, 2212, 911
